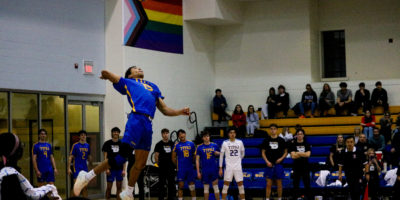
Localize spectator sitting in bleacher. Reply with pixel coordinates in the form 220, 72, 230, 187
379, 112, 393, 144
264, 87, 278, 119
279, 127, 293, 143
355, 133, 371, 156
261, 124, 287, 200
369, 127, 385, 151
371, 81, 389, 112
365, 148, 382, 200
276, 85, 290, 118
335, 82, 355, 116
289, 129, 311, 200
298, 84, 317, 118
353, 82, 371, 115
232, 104, 246, 138
213, 89, 230, 123
327, 134, 344, 171
354, 127, 361, 144
361, 110, 376, 140
319, 83, 335, 117
246, 105, 259, 137
387, 126, 400, 167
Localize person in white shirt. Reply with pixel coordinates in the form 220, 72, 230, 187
278, 127, 293, 143
219, 128, 245, 200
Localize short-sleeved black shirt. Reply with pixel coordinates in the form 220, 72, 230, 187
102, 139, 123, 170
261, 136, 286, 164
154, 140, 175, 168
289, 141, 311, 168
329, 144, 344, 165
338, 147, 366, 179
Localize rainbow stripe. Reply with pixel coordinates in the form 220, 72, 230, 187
124, 0, 183, 54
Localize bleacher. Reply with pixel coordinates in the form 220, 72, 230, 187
202, 105, 400, 198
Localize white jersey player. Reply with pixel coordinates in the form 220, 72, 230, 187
219, 128, 245, 200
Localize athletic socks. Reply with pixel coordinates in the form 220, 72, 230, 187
127, 186, 135, 197
85, 170, 96, 181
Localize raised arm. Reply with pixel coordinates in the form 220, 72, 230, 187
100, 70, 121, 83
157, 98, 190, 116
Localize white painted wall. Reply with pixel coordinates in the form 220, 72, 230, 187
214, 0, 400, 112
0, 0, 105, 95
319, 0, 400, 80
104, 0, 216, 158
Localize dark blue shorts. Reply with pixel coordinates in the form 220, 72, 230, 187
265, 164, 285, 180
107, 169, 124, 182
122, 113, 153, 151
202, 170, 218, 184
37, 170, 55, 183
177, 168, 196, 183
73, 167, 88, 179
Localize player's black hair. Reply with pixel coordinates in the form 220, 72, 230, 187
215, 89, 222, 93
228, 127, 236, 133
269, 123, 278, 129
359, 82, 365, 87
278, 85, 285, 91
125, 66, 137, 78
38, 128, 47, 135
78, 130, 87, 136
161, 128, 170, 134
345, 135, 355, 142
111, 127, 121, 133
201, 131, 210, 137
295, 128, 306, 136
375, 81, 382, 87
177, 129, 186, 136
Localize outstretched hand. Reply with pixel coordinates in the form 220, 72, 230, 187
182, 107, 190, 115
99, 70, 109, 80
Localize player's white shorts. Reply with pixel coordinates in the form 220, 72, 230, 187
224, 169, 243, 182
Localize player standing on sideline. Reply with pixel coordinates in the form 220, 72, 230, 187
32, 128, 58, 186
73, 67, 189, 200
261, 124, 287, 200
154, 128, 176, 200
219, 128, 245, 200
102, 127, 126, 200
172, 129, 197, 200
68, 130, 92, 197
196, 131, 220, 200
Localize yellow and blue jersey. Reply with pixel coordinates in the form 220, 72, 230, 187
70, 142, 90, 172
113, 77, 164, 118
196, 143, 219, 172
32, 142, 53, 173
173, 141, 195, 171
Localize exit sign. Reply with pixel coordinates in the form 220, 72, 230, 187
83, 61, 94, 75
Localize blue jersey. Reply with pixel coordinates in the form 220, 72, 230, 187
196, 143, 219, 172
173, 141, 195, 171
113, 77, 164, 118
32, 142, 53, 173
70, 142, 90, 171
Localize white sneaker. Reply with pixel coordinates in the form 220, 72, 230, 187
119, 190, 134, 200
73, 171, 89, 196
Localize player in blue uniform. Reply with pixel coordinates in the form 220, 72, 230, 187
68, 130, 91, 197
73, 67, 189, 200
196, 131, 220, 200
172, 129, 197, 200
32, 128, 58, 186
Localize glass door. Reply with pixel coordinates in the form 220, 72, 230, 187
68, 102, 103, 197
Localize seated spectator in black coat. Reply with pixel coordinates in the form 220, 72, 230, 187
335, 82, 355, 116
266, 87, 278, 119
369, 127, 385, 151
389, 126, 400, 167
371, 81, 389, 112
298, 84, 317, 118
353, 82, 371, 114
319, 83, 335, 117
213, 89, 230, 122
276, 85, 290, 118
380, 112, 393, 144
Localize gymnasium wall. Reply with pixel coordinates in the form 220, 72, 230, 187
0, 0, 106, 95
214, 0, 400, 112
